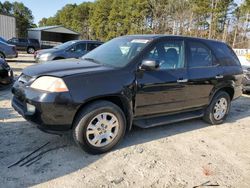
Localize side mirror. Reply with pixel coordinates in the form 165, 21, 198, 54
140, 59, 159, 71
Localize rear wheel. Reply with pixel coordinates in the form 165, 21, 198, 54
73, 101, 126, 154
203, 91, 231, 125
27, 47, 35, 54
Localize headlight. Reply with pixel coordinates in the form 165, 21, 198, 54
39, 53, 51, 61
30, 76, 69, 92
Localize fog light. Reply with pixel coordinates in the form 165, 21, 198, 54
27, 103, 36, 114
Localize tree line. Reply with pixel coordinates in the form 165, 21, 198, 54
1, 0, 249, 47
0, 1, 35, 38
38, 0, 250, 48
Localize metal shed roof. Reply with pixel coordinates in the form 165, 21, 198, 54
28, 25, 79, 35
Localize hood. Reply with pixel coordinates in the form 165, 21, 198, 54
0, 41, 15, 47
23, 58, 114, 77
37, 48, 59, 55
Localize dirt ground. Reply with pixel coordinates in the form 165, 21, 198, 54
0, 54, 250, 188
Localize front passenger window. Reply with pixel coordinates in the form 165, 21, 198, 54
145, 41, 184, 70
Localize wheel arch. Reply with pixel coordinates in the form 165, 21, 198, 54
27, 46, 35, 50
53, 57, 65, 60
72, 95, 133, 132
210, 86, 235, 103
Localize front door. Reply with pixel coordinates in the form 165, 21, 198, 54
135, 39, 189, 117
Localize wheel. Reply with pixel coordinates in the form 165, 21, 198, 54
203, 91, 231, 125
73, 100, 126, 154
0, 52, 5, 59
27, 47, 35, 54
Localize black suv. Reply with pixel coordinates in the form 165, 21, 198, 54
8, 38, 40, 54
12, 35, 243, 154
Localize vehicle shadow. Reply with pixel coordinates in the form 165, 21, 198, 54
1, 95, 250, 187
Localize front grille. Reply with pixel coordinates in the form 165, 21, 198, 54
13, 96, 25, 109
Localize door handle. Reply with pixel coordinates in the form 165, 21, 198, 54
215, 75, 224, 79
177, 79, 188, 83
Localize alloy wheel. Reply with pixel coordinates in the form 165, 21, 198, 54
213, 97, 228, 120
86, 112, 120, 147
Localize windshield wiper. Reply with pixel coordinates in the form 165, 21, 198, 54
83, 57, 102, 65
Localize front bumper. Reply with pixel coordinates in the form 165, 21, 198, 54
11, 82, 79, 132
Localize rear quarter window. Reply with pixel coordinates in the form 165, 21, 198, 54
209, 42, 240, 66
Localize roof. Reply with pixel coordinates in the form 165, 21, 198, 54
121, 34, 226, 44
28, 25, 80, 35
0, 13, 16, 19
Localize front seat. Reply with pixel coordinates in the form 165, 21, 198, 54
161, 48, 179, 69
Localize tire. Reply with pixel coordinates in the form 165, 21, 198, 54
27, 47, 35, 54
73, 100, 126, 154
0, 52, 5, 59
203, 91, 231, 125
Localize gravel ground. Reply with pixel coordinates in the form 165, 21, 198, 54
0, 54, 250, 188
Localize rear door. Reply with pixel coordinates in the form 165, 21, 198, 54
74, 42, 87, 58
185, 40, 224, 108
18, 39, 28, 50
135, 39, 189, 117
87, 42, 102, 52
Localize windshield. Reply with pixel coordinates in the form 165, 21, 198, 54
82, 37, 151, 68
0, 37, 7, 43
54, 41, 76, 49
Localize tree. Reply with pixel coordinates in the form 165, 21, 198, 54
37, 0, 248, 47
0, 1, 35, 37
89, 0, 113, 41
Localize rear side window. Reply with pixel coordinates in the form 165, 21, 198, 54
87, 43, 101, 51
19, 39, 27, 43
29, 39, 39, 44
187, 41, 213, 68
210, 42, 240, 66
75, 43, 86, 52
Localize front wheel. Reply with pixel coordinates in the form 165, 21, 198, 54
73, 101, 126, 154
203, 91, 231, 125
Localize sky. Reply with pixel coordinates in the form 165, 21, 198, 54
5, 0, 244, 25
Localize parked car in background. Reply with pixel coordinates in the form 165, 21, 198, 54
0, 41, 18, 59
34, 40, 103, 63
8, 38, 40, 54
242, 65, 250, 92
0, 58, 13, 86
12, 35, 243, 154
0, 37, 7, 43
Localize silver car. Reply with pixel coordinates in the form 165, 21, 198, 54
35, 40, 103, 63
0, 41, 18, 59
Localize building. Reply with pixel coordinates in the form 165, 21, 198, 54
28, 26, 80, 48
0, 14, 16, 40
